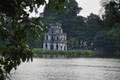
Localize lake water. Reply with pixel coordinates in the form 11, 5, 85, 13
11, 58, 120, 80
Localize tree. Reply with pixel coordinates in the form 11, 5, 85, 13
43, 0, 105, 50
43, 0, 85, 49
0, 0, 66, 79
85, 13, 103, 41
67, 38, 79, 49
94, 31, 115, 56
94, 0, 120, 57
108, 23, 120, 56
43, 0, 82, 21
28, 33, 44, 48
101, 0, 120, 28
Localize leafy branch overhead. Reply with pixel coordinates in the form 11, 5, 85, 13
0, 0, 66, 18
0, 0, 66, 80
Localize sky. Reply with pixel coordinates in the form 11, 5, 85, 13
76, 0, 101, 17
29, 0, 102, 17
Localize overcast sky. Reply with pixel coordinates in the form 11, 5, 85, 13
29, 0, 102, 17
76, 0, 101, 17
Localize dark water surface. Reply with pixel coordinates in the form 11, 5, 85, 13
11, 58, 120, 80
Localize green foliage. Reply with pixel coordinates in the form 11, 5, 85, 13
32, 0, 120, 57
28, 33, 44, 48
0, 13, 44, 80
33, 48, 94, 58
101, 0, 120, 28
0, 0, 45, 19
85, 13, 103, 41
109, 23, 120, 39
108, 23, 120, 56
43, 0, 103, 49
67, 38, 79, 49
0, 0, 66, 18
93, 0, 120, 57
94, 31, 115, 56
0, 0, 66, 80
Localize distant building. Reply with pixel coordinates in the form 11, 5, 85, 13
43, 22, 67, 50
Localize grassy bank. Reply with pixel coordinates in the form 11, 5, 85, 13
33, 48, 95, 58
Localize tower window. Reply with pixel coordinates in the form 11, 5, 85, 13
46, 35, 48, 40
45, 44, 47, 49
61, 46, 62, 50
64, 46, 66, 50
51, 36, 54, 41
56, 44, 58, 50
50, 44, 53, 50
56, 36, 59, 40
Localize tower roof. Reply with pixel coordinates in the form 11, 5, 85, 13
47, 22, 62, 28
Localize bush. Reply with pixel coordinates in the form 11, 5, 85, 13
33, 48, 94, 58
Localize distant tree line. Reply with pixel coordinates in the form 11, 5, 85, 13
94, 0, 120, 57
29, 0, 120, 57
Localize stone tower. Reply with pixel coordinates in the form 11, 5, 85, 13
43, 22, 67, 50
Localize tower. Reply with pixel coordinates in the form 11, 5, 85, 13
43, 22, 67, 50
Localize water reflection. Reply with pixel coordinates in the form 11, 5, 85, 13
11, 58, 120, 80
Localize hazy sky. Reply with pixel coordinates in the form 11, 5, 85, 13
76, 0, 101, 17
29, 0, 102, 17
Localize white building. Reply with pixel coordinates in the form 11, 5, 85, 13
43, 22, 67, 50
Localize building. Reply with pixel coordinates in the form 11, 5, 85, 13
43, 22, 67, 50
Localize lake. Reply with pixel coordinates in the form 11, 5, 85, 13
11, 58, 120, 80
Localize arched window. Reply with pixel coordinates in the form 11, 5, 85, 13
46, 35, 48, 40
56, 44, 58, 50
64, 46, 66, 50
51, 36, 54, 41
61, 46, 62, 50
61, 29, 63, 33
45, 44, 47, 49
52, 31, 53, 34
50, 44, 54, 50
56, 36, 59, 40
